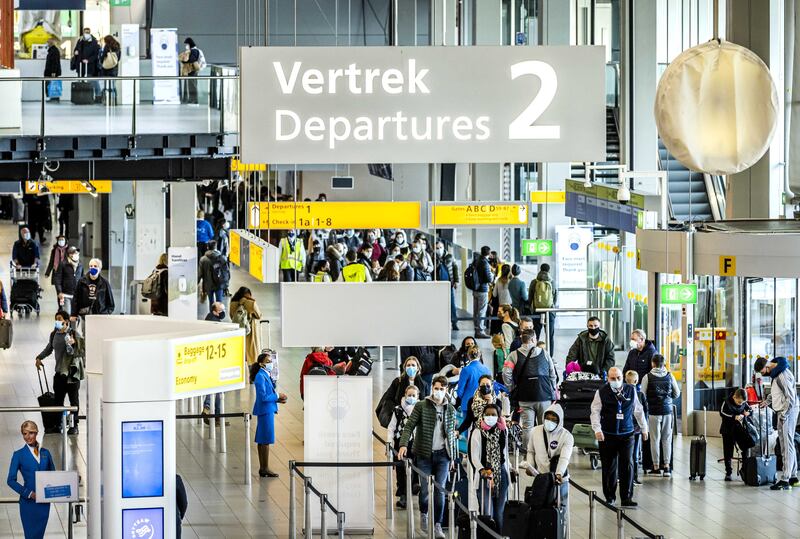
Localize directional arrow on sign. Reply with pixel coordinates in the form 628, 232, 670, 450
249, 204, 260, 229
680, 288, 693, 301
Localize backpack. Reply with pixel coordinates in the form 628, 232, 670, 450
464, 263, 477, 291
307, 362, 331, 376
345, 347, 373, 376
196, 48, 207, 70
414, 267, 432, 281
507, 323, 522, 352
437, 344, 458, 371
210, 257, 230, 288
436, 261, 450, 282
231, 304, 251, 335
141, 268, 165, 299
525, 471, 558, 510
533, 278, 554, 309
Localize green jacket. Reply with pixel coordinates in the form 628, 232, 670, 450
566, 329, 615, 375
399, 397, 459, 460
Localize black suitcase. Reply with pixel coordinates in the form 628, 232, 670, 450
37, 369, 62, 433
0, 318, 12, 349
501, 500, 531, 539
741, 406, 777, 486
532, 505, 566, 539
456, 477, 499, 538
71, 63, 94, 105
689, 407, 707, 480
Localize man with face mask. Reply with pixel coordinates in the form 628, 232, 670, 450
590, 367, 648, 506
45, 236, 68, 303
53, 247, 83, 315
343, 229, 360, 251
566, 316, 616, 375
12, 228, 40, 269
524, 403, 574, 534
278, 231, 305, 282
304, 240, 325, 281
180, 38, 202, 104
72, 28, 100, 99
623, 329, 658, 383
71, 258, 115, 320
398, 376, 458, 538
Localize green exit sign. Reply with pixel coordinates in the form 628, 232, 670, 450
521, 239, 553, 257
660, 283, 698, 305
111, 0, 131, 6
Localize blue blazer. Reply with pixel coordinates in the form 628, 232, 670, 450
7, 446, 56, 500
253, 368, 278, 417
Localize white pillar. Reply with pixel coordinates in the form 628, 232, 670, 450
134, 181, 166, 280
169, 182, 197, 248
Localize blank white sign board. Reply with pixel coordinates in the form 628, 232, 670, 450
280, 282, 451, 347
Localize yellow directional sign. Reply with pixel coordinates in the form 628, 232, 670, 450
530, 191, 566, 204
229, 230, 241, 266
249, 242, 263, 280
24, 180, 112, 195
231, 158, 267, 172
173, 334, 245, 396
430, 202, 529, 227
248, 201, 421, 230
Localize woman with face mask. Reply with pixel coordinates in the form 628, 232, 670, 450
409, 242, 434, 281
523, 403, 574, 535
44, 236, 68, 306
35, 311, 82, 434
375, 356, 430, 428
253, 351, 288, 478
179, 38, 203, 104
467, 402, 511, 529
53, 247, 83, 315
386, 385, 421, 508
458, 374, 510, 435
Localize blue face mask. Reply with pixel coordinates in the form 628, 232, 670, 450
89, 267, 100, 277
54, 321, 64, 331
263, 363, 273, 373
405, 366, 417, 378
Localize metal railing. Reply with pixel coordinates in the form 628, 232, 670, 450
0, 406, 81, 538
568, 480, 665, 539
0, 74, 239, 138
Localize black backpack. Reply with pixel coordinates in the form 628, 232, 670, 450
345, 347, 373, 376
507, 324, 522, 352
210, 257, 230, 288
464, 263, 477, 291
525, 471, 558, 510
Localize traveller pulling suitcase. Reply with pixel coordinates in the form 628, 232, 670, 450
741, 403, 777, 486
689, 406, 707, 480
37, 368, 62, 434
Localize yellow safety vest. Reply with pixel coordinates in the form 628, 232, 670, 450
312, 271, 331, 282
279, 238, 304, 271
342, 262, 367, 282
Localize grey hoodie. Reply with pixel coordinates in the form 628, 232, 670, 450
526, 403, 574, 478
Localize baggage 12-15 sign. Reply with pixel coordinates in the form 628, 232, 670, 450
240, 46, 605, 164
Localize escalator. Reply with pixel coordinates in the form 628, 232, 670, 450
571, 107, 620, 181
658, 139, 722, 222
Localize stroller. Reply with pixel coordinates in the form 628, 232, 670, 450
10, 266, 40, 318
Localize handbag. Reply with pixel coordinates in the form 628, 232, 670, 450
102, 51, 119, 70
46, 80, 63, 98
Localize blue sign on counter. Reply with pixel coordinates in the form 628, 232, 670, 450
43, 485, 72, 499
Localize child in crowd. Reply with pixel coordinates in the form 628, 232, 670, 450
719, 388, 753, 481
491, 334, 505, 383
625, 370, 647, 485
387, 385, 420, 508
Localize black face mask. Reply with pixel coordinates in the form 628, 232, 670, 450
588, 327, 600, 336
479, 385, 492, 396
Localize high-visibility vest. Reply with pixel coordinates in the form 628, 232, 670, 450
342, 262, 367, 282
312, 271, 331, 282
279, 238, 304, 271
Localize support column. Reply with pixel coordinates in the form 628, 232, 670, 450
727, 0, 784, 219
169, 182, 197, 248
168, 182, 198, 320
134, 181, 166, 280
107, 182, 135, 308
0, 0, 13, 68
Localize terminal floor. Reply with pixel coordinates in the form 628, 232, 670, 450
0, 102, 222, 137
0, 244, 798, 537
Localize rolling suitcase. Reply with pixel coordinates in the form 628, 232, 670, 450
529, 473, 566, 539
71, 63, 94, 105
741, 405, 777, 486
689, 406, 707, 480
0, 317, 12, 349
456, 476, 499, 539
37, 369, 61, 433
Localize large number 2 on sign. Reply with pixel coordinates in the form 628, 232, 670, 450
508, 61, 560, 140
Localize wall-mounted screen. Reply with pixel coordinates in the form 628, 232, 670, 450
122, 507, 164, 539
121, 421, 164, 498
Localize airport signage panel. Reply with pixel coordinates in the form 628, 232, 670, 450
530, 191, 566, 204
521, 239, 553, 256
173, 334, 245, 397
240, 46, 606, 164
660, 283, 698, 305
430, 202, 529, 227
24, 180, 112, 195
248, 201, 421, 230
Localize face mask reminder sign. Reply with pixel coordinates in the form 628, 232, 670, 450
240, 46, 605, 164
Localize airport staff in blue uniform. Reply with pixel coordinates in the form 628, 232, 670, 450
254, 351, 287, 478
6, 421, 56, 539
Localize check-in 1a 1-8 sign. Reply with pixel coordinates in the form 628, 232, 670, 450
239, 46, 606, 164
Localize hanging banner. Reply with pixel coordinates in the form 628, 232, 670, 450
150, 28, 180, 104
248, 201, 421, 230
240, 46, 606, 164
429, 202, 529, 227
24, 180, 112, 195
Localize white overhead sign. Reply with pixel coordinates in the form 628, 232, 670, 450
240, 46, 606, 164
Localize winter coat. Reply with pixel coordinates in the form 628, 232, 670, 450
230, 297, 261, 364
473, 256, 493, 293
623, 341, 658, 382
73, 37, 100, 76
399, 396, 459, 460
53, 260, 83, 296
72, 274, 115, 317
45, 45, 61, 77
566, 329, 616, 375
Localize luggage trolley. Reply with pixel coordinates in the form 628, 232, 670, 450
558, 376, 605, 470
10, 265, 41, 318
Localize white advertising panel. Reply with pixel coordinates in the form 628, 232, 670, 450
150, 28, 179, 104
119, 24, 140, 105
36, 471, 79, 503
240, 46, 606, 164
167, 247, 197, 321
280, 282, 451, 347
555, 225, 594, 328
304, 376, 374, 533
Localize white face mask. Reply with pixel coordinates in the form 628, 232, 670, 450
629, 340, 638, 350
609, 379, 623, 390
435, 248, 444, 256
70, 253, 79, 262
544, 419, 558, 432
185, 44, 191, 51
57, 239, 65, 247
484, 415, 498, 428
432, 389, 446, 402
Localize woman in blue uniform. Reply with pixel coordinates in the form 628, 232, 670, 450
6, 421, 55, 539
254, 351, 287, 478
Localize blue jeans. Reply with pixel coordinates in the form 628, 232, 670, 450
203, 393, 221, 412
416, 449, 451, 525
208, 287, 224, 312
476, 470, 509, 528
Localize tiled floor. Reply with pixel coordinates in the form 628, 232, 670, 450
0, 222, 798, 538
